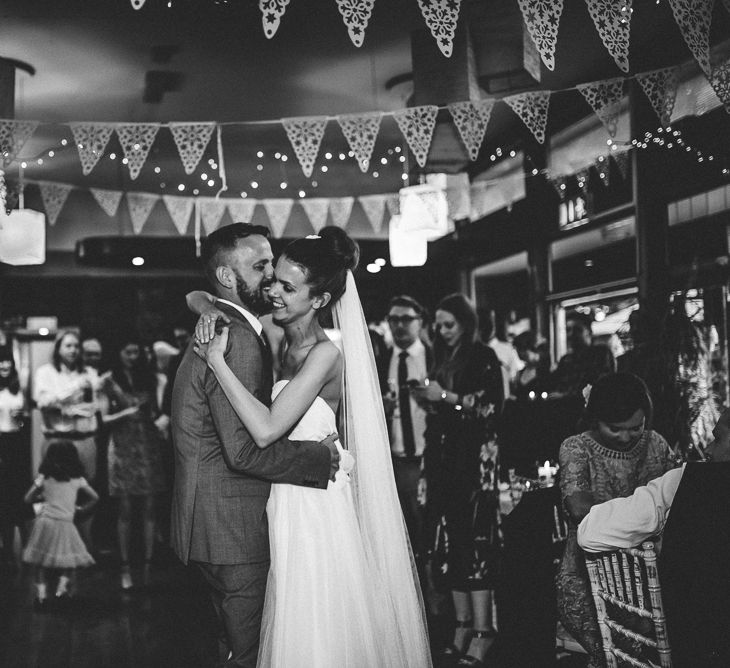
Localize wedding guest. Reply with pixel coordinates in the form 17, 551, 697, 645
556, 372, 675, 668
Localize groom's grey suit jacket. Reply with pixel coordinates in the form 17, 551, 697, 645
170, 301, 331, 566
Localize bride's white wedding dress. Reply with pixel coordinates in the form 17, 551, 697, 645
257, 380, 390, 668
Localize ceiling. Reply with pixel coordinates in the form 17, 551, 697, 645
1, 0, 729, 249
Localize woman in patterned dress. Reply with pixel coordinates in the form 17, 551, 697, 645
556, 372, 676, 667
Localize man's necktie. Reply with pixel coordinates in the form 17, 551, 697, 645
398, 350, 416, 457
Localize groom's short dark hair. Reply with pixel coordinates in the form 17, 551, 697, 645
201, 222, 271, 286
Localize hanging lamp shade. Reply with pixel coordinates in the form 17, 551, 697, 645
388, 214, 428, 267
0, 209, 45, 265
398, 183, 451, 241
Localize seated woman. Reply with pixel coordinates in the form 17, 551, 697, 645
556, 372, 676, 668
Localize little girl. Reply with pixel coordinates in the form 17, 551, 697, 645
22, 439, 98, 608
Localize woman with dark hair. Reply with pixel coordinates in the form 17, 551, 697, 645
0, 347, 29, 567
556, 372, 676, 668
411, 293, 504, 667
101, 336, 166, 589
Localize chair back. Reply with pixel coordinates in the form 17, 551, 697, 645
585, 541, 672, 668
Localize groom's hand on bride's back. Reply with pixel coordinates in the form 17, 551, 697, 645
320, 433, 341, 481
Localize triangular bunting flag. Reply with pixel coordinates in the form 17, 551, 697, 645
636, 67, 679, 126
517, 0, 564, 71
299, 197, 330, 233
595, 156, 610, 186
200, 198, 227, 235
169, 123, 215, 175
130, 0, 147, 8
116, 123, 160, 180
448, 99, 495, 161
328, 196, 354, 229
358, 194, 387, 234
612, 149, 631, 179
668, 0, 713, 76
39, 182, 72, 227
416, 0, 463, 58
126, 192, 159, 235
504, 91, 551, 144
585, 0, 633, 73
577, 78, 625, 138
385, 193, 400, 217
337, 112, 383, 173
69, 123, 114, 175
710, 58, 730, 113
260, 0, 290, 39
263, 199, 294, 238
282, 116, 328, 178
90, 188, 123, 217
162, 195, 194, 235
392, 105, 439, 168
226, 199, 257, 224
335, 0, 375, 48
0, 119, 39, 168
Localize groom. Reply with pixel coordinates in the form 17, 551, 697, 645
170, 223, 338, 668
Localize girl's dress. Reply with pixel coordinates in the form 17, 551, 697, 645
22, 476, 95, 569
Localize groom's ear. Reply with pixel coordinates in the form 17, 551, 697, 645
215, 265, 234, 290
313, 292, 332, 311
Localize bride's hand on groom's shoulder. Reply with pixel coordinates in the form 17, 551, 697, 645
194, 326, 229, 369
194, 307, 231, 344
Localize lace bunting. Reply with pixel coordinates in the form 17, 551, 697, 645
299, 197, 330, 233
393, 105, 438, 168
169, 123, 215, 175
667, 0, 713, 76
226, 199, 257, 224
504, 91, 551, 144
263, 199, 294, 238
585, 0, 633, 73
39, 182, 72, 227
358, 194, 387, 234
126, 192, 159, 234
636, 67, 679, 126
70, 123, 114, 176
336, 112, 383, 173
260, 0, 291, 39
116, 123, 160, 180
448, 99, 495, 161
335, 0, 375, 48
328, 196, 354, 229
199, 198, 227, 235
517, 0, 565, 71
710, 59, 730, 113
0, 119, 38, 168
282, 116, 328, 178
613, 149, 631, 179
577, 78, 625, 138
162, 195, 194, 235
416, 0, 463, 58
90, 187, 123, 217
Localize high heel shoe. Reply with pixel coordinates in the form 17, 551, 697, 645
441, 619, 474, 662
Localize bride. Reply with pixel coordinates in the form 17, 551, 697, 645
193, 226, 431, 668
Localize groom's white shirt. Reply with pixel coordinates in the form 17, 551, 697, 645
217, 298, 263, 336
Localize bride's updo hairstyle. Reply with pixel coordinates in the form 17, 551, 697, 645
281, 226, 359, 316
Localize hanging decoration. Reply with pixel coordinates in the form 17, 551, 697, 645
260, 0, 291, 39
389, 215, 428, 267
585, 0, 633, 73
162, 195, 195, 235
328, 196, 355, 229
200, 197, 227, 235
126, 192, 159, 234
399, 183, 450, 240
69, 123, 114, 176
636, 67, 679, 126
299, 197, 330, 233
667, 0, 713, 76
90, 187, 123, 217
612, 148, 631, 178
416, 0, 463, 58
130, 0, 146, 8
282, 116, 328, 178
39, 182, 72, 227
0, 119, 38, 168
448, 99, 495, 161
710, 58, 730, 113
505, 91, 551, 144
169, 123, 216, 175
226, 199, 257, 224
595, 155, 610, 186
358, 194, 387, 234
116, 123, 160, 180
577, 78, 625, 137
392, 105, 439, 168
0, 208, 46, 266
517, 0, 564, 71
335, 0, 375, 48
263, 198, 294, 238
336, 112, 383, 173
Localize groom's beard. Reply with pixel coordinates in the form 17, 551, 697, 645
234, 270, 273, 316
